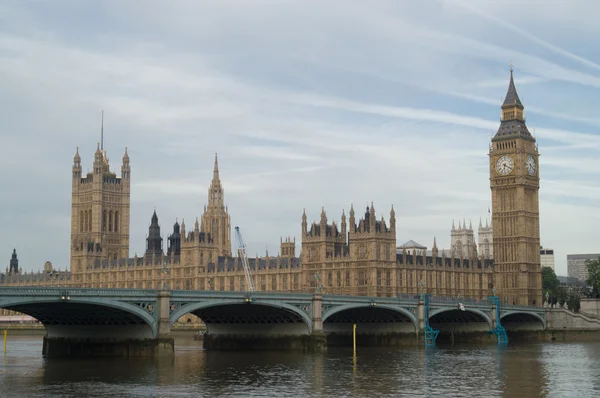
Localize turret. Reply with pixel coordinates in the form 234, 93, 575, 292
72, 147, 82, 182
121, 147, 130, 180
349, 204, 356, 232
9, 249, 18, 274
369, 202, 376, 229
302, 209, 307, 235
167, 220, 181, 256
145, 210, 163, 257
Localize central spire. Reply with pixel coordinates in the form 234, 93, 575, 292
208, 153, 224, 207
201, 153, 231, 256
213, 152, 219, 181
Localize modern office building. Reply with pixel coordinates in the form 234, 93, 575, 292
540, 247, 555, 271
567, 253, 600, 282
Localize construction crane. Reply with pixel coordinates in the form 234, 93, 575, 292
234, 226, 255, 292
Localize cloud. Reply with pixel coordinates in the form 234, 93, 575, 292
1, 1, 599, 277
447, 0, 600, 72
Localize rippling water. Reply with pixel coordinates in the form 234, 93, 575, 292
0, 335, 599, 397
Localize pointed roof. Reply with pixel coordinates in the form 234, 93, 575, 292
151, 209, 159, 226
213, 152, 219, 180
493, 67, 534, 142
397, 240, 427, 250
502, 67, 524, 109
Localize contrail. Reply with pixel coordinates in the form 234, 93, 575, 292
449, 0, 600, 72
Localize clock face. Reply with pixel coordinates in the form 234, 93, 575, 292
495, 155, 514, 175
526, 155, 536, 176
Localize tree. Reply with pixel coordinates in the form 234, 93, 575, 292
542, 266, 559, 297
585, 257, 600, 297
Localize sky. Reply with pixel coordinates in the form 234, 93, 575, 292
1, 0, 600, 277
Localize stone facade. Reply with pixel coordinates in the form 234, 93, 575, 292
449, 217, 493, 261
70, 144, 131, 273
489, 67, 542, 306
477, 218, 493, 260
2, 69, 541, 307
451, 220, 476, 259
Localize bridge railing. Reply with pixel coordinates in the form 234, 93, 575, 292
171, 290, 313, 300
430, 296, 494, 305
0, 287, 158, 297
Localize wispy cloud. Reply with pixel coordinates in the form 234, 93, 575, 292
448, 0, 600, 72
1, 0, 599, 276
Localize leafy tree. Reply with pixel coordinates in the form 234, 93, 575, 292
585, 256, 600, 297
542, 266, 559, 296
557, 287, 568, 306
567, 290, 581, 312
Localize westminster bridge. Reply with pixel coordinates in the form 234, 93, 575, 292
0, 287, 552, 357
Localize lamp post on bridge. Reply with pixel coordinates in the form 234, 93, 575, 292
161, 260, 171, 291
487, 286, 508, 344
419, 280, 438, 347
314, 272, 323, 295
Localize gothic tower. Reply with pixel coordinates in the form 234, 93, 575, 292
478, 217, 493, 260
490, 67, 541, 306
450, 219, 475, 259
9, 249, 18, 274
167, 221, 182, 256
200, 154, 232, 256
70, 142, 131, 272
145, 210, 163, 258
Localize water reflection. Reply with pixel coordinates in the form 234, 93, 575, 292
0, 336, 600, 397
499, 343, 543, 398
541, 343, 600, 398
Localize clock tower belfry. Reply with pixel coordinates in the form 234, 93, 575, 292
490, 67, 542, 306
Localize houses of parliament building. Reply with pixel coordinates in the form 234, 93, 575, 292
2, 69, 543, 307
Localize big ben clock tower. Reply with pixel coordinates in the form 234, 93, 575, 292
490, 67, 542, 306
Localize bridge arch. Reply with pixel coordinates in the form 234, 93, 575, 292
170, 300, 313, 335
323, 303, 418, 332
0, 296, 158, 339
428, 307, 492, 332
501, 311, 546, 331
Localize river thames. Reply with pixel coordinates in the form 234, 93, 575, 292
0, 335, 598, 397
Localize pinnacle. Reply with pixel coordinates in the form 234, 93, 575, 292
502, 67, 523, 109
213, 152, 219, 175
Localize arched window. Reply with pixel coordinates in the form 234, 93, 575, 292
114, 211, 119, 232
80, 211, 84, 232
84, 210, 89, 232
109, 210, 113, 232
103, 210, 107, 232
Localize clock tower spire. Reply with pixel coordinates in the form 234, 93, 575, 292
490, 66, 541, 306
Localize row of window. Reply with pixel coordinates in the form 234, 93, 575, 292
78, 210, 120, 233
